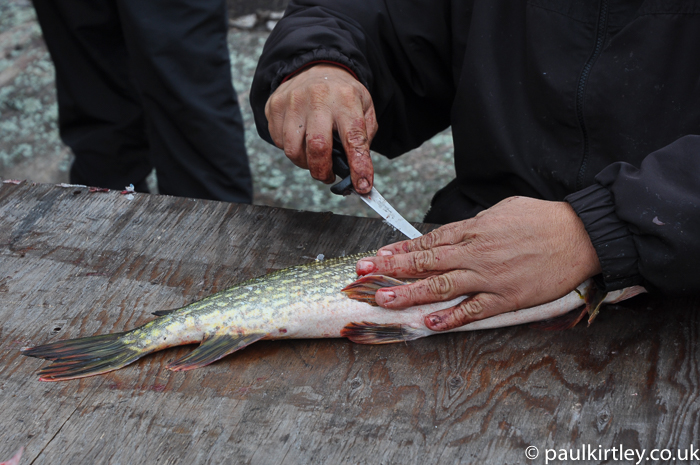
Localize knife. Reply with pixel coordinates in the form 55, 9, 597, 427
330, 137, 422, 240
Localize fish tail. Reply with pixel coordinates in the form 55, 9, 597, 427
21, 331, 148, 382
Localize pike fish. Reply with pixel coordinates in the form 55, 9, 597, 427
22, 252, 645, 381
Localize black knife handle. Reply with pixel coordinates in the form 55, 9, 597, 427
331, 136, 354, 196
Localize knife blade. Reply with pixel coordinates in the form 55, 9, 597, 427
330, 137, 422, 239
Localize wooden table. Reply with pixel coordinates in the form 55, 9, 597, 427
1, 182, 698, 464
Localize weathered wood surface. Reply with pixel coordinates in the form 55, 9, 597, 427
1, 181, 699, 465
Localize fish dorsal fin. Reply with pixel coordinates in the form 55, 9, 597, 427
152, 309, 179, 317
341, 275, 407, 306
167, 332, 266, 372
341, 322, 426, 344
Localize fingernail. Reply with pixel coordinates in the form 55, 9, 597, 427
357, 178, 369, 192
357, 260, 376, 275
377, 289, 396, 304
377, 249, 393, 256
427, 315, 443, 328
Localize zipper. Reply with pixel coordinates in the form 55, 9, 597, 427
575, 0, 609, 190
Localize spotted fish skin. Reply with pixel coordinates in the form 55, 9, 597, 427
118, 253, 462, 350
132, 253, 387, 345
21, 252, 646, 381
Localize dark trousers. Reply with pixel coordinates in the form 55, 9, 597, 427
32, 0, 253, 203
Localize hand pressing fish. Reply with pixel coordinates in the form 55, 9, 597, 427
22, 252, 645, 381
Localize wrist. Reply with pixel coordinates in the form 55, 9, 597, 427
565, 185, 642, 291
560, 201, 602, 278
281, 61, 359, 85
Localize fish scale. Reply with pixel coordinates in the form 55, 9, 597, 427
21, 252, 645, 381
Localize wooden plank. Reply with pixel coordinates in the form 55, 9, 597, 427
1, 182, 699, 464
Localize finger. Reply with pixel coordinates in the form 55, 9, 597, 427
304, 109, 335, 184
376, 221, 473, 256
264, 89, 287, 149
364, 99, 379, 142
265, 73, 309, 148
374, 270, 476, 309
425, 293, 510, 331
336, 94, 375, 194
282, 116, 308, 170
267, 79, 309, 166
356, 244, 469, 278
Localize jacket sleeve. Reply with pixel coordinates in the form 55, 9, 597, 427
566, 135, 700, 295
250, 0, 460, 157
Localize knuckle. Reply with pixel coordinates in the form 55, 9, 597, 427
288, 88, 308, 109
305, 134, 329, 156
459, 298, 485, 319
266, 92, 282, 112
416, 231, 441, 251
283, 147, 304, 167
426, 275, 453, 297
502, 287, 525, 310
380, 255, 398, 275
337, 84, 359, 102
282, 139, 295, 156
344, 125, 368, 148
411, 250, 437, 273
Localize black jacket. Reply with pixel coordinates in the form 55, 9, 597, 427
251, 0, 700, 295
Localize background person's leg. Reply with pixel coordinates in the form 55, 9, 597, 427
118, 0, 253, 203
32, 0, 152, 192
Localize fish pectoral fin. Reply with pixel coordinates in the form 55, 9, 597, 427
152, 309, 179, 317
167, 332, 266, 372
585, 282, 609, 326
341, 275, 407, 306
531, 281, 610, 331
341, 322, 425, 344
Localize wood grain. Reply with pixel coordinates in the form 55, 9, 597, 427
1, 182, 698, 464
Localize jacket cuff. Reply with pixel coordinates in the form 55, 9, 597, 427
270, 49, 367, 93
565, 184, 642, 291
280, 60, 360, 86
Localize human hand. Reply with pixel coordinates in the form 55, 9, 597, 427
264, 64, 377, 194
355, 197, 602, 330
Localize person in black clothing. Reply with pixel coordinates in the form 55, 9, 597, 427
250, 0, 700, 330
32, 0, 253, 203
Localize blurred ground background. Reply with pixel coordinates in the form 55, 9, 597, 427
0, 0, 455, 222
